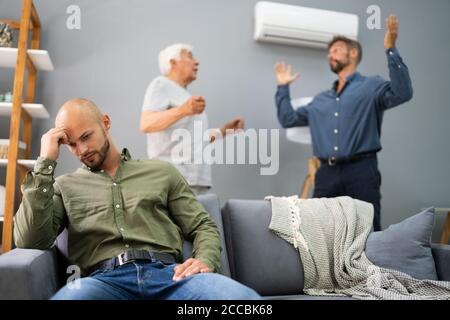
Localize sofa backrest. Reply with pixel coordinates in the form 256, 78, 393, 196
221, 199, 304, 296
55, 193, 230, 277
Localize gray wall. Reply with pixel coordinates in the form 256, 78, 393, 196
1, 0, 449, 237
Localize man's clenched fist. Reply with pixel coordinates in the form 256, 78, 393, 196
181, 96, 206, 116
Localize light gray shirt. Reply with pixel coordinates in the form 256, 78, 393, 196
142, 76, 212, 187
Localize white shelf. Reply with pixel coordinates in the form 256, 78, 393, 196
0, 139, 26, 150
0, 217, 3, 222
0, 47, 54, 71
0, 159, 36, 169
0, 102, 50, 119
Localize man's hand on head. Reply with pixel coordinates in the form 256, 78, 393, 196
384, 14, 399, 50
172, 258, 212, 281
40, 127, 69, 161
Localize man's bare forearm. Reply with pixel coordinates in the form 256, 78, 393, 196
140, 106, 189, 133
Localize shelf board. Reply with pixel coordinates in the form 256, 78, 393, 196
0, 102, 50, 119
0, 159, 36, 169
0, 47, 54, 71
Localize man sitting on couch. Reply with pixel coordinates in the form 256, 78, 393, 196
13, 98, 260, 300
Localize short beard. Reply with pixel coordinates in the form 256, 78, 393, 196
82, 134, 110, 171
330, 61, 346, 74
330, 54, 350, 74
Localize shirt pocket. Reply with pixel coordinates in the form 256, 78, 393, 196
66, 198, 110, 231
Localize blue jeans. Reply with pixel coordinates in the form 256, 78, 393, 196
51, 261, 261, 300
313, 157, 382, 231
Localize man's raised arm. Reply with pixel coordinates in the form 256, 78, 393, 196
13, 128, 68, 249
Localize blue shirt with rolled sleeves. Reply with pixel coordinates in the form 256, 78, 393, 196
275, 47, 413, 159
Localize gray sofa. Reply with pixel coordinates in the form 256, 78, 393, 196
0, 194, 449, 300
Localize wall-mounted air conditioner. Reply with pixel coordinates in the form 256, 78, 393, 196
254, 1, 359, 49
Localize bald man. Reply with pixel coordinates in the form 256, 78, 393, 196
13, 99, 260, 300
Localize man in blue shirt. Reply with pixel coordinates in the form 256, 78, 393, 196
274, 15, 412, 231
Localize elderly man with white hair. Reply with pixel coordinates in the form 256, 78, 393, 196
140, 44, 244, 195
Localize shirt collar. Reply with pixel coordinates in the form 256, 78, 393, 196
346, 71, 361, 82
332, 71, 361, 91
121, 148, 131, 161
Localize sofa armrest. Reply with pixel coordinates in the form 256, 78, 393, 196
222, 199, 304, 296
431, 243, 450, 281
0, 248, 59, 300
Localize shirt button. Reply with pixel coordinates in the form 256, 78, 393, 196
336, 97, 340, 101
43, 188, 47, 193
120, 228, 124, 232
48, 165, 53, 170
335, 112, 339, 117
115, 204, 120, 209
334, 146, 339, 151
125, 244, 129, 248
113, 183, 117, 186
334, 129, 338, 134
100, 170, 105, 173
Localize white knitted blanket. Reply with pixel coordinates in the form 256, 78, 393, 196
267, 195, 450, 300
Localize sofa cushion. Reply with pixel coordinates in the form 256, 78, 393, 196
365, 207, 438, 280
222, 199, 304, 296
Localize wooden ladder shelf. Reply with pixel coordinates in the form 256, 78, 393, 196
0, 0, 52, 253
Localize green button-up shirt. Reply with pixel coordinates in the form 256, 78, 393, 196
13, 149, 221, 275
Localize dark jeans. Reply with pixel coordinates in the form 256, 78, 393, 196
313, 157, 382, 231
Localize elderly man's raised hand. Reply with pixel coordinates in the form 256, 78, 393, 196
221, 117, 245, 136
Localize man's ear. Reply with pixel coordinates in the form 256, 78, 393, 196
350, 48, 359, 62
102, 115, 111, 131
169, 58, 177, 70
